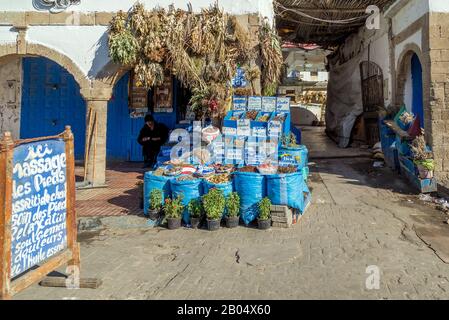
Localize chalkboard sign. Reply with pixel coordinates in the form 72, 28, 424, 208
11, 140, 67, 278
0, 127, 80, 299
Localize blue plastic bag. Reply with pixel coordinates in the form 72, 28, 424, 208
279, 145, 309, 169
266, 172, 304, 211
144, 172, 172, 216
170, 178, 204, 225
233, 172, 266, 225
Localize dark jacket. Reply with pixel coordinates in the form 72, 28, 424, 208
137, 122, 169, 157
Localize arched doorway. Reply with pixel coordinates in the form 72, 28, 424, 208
20, 56, 86, 159
397, 49, 425, 129
411, 53, 424, 128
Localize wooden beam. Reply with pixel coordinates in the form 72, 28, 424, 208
9, 249, 72, 296
39, 276, 102, 289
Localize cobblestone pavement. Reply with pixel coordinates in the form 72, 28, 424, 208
16, 157, 449, 300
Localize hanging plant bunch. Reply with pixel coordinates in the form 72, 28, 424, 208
259, 19, 283, 96
107, 2, 283, 118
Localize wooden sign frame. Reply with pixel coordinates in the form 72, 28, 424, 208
0, 126, 80, 299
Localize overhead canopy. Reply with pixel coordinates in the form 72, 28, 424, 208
275, 0, 394, 46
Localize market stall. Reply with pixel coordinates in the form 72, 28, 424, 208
144, 96, 312, 230
380, 107, 437, 193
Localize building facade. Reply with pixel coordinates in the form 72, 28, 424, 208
326, 0, 449, 188
0, 0, 274, 186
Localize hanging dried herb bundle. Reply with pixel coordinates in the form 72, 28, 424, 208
259, 19, 283, 96
108, 2, 282, 118
410, 129, 433, 161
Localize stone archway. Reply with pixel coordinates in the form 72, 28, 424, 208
395, 44, 426, 108
0, 43, 91, 94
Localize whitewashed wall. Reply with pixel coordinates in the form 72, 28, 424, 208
0, 0, 274, 80
0, 0, 274, 23
0, 57, 22, 139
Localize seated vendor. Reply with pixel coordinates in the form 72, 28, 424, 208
137, 114, 169, 169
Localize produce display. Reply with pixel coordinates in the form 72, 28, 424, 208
177, 175, 197, 182
205, 173, 231, 184
238, 166, 258, 173
273, 114, 286, 122
278, 165, 298, 174
245, 110, 259, 120
257, 163, 278, 175
164, 167, 182, 176
213, 164, 235, 174
257, 114, 270, 122
153, 167, 165, 176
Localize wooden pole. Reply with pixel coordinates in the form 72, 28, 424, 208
83, 108, 93, 182
62, 127, 81, 284
0, 132, 14, 300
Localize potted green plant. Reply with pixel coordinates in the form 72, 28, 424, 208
202, 188, 225, 231
188, 199, 203, 229
148, 189, 163, 220
258, 197, 272, 230
225, 192, 240, 228
163, 195, 184, 230
410, 131, 435, 179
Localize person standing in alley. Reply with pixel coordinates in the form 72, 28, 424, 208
138, 114, 169, 169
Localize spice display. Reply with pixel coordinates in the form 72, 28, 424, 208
238, 166, 258, 173
164, 167, 182, 176
257, 114, 270, 122
278, 166, 298, 174
177, 175, 197, 182
153, 167, 165, 176
213, 164, 235, 174
206, 174, 231, 184
273, 114, 286, 122
245, 110, 259, 120
257, 163, 278, 175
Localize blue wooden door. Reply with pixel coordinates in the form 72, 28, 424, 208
107, 73, 143, 162
21, 57, 86, 159
411, 54, 424, 129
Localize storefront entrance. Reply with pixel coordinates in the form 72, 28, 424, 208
20, 57, 86, 159
107, 72, 193, 162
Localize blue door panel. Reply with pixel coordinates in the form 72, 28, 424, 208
107, 73, 144, 162
21, 57, 86, 159
411, 54, 424, 129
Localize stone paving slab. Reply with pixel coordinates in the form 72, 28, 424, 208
14, 158, 449, 300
